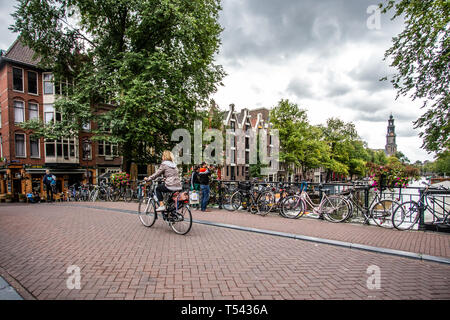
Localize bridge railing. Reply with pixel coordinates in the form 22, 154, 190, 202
208, 179, 449, 231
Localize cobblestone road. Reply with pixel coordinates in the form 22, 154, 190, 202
0, 203, 449, 300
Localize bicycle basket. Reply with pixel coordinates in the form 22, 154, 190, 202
238, 181, 252, 191
173, 191, 189, 202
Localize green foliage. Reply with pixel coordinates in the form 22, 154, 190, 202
270, 99, 330, 177
11, 0, 225, 168
380, 0, 450, 154
367, 159, 420, 190
320, 118, 368, 180
434, 151, 450, 175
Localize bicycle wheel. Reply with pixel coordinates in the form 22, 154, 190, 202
222, 190, 234, 211
138, 197, 157, 227
392, 201, 420, 231
281, 195, 305, 219
125, 188, 134, 202
230, 191, 243, 211
321, 195, 350, 223
170, 205, 192, 235
371, 199, 397, 228
257, 191, 276, 216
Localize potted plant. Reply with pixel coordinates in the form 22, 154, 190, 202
366, 159, 420, 191
5, 193, 13, 203
18, 193, 26, 203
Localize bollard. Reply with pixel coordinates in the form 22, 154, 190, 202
418, 188, 426, 231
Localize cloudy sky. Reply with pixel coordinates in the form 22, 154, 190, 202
0, 0, 436, 162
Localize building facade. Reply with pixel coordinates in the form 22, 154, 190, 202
0, 39, 122, 200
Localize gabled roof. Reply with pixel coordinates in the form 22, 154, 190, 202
2, 38, 41, 68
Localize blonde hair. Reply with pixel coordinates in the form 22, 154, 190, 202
162, 150, 175, 162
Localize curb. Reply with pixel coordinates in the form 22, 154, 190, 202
0, 266, 35, 300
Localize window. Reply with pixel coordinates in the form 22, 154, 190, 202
82, 139, 92, 160
43, 73, 53, 94
29, 103, 39, 120
45, 140, 55, 157
45, 139, 77, 160
44, 104, 54, 124
0, 135, 3, 158
27, 71, 38, 94
13, 67, 23, 92
98, 140, 118, 157
14, 101, 25, 123
15, 133, 26, 157
30, 137, 40, 158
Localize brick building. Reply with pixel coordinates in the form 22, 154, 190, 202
0, 39, 122, 200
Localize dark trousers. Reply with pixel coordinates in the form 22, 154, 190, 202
46, 185, 54, 202
155, 184, 171, 202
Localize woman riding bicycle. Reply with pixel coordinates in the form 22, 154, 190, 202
144, 150, 182, 212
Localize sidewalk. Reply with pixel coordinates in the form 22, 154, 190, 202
1, 202, 449, 300
0, 276, 23, 300
62, 201, 450, 259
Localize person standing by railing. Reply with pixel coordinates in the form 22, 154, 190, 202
198, 162, 212, 212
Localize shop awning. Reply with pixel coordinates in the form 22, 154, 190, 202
25, 168, 87, 175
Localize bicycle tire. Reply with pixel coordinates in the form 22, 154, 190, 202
257, 191, 276, 216
322, 195, 350, 223
170, 205, 192, 235
138, 197, 157, 227
125, 188, 134, 202
281, 195, 305, 219
222, 190, 234, 211
392, 201, 420, 231
371, 199, 397, 228
230, 191, 243, 211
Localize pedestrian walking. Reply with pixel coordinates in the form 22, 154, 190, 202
198, 162, 212, 212
43, 169, 56, 203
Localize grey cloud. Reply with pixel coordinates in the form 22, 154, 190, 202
350, 55, 394, 92
396, 126, 419, 138
219, 0, 403, 62
0, 0, 19, 51
286, 77, 314, 98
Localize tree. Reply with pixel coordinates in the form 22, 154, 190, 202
380, 0, 449, 155
320, 118, 365, 181
270, 99, 330, 180
434, 151, 450, 176
394, 151, 410, 164
11, 0, 225, 171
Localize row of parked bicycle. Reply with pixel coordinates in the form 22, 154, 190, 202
65, 178, 450, 231
223, 180, 450, 231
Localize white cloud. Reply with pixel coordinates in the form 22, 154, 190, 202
212, 0, 436, 163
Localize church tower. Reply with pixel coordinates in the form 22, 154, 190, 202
385, 114, 397, 156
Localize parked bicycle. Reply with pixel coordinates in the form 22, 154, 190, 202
342, 184, 400, 228
281, 182, 350, 221
138, 179, 193, 235
257, 182, 297, 217
89, 181, 114, 202
392, 182, 450, 231
228, 180, 266, 214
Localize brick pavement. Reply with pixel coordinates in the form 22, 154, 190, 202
0, 203, 449, 300
66, 201, 450, 259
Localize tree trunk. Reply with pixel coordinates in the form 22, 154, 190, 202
121, 140, 133, 173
